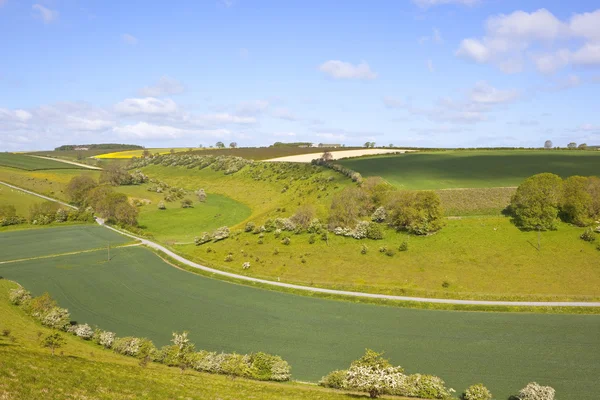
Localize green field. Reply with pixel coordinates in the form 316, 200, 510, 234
0, 280, 375, 400
0, 153, 88, 171
0, 167, 100, 201
187, 146, 361, 160
339, 151, 600, 189
0, 185, 44, 216
0, 231, 598, 399
0, 225, 130, 262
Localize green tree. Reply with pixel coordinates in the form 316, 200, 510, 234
100, 163, 132, 186
229, 142, 238, 148
578, 143, 588, 150
544, 140, 553, 149
41, 333, 66, 356
215, 141, 225, 148
561, 176, 594, 226
567, 142, 577, 149
387, 191, 443, 235
66, 175, 98, 205
510, 173, 563, 230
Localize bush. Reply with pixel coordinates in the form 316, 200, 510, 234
319, 370, 348, 389
387, 191, 444, 235
385, 249, 395, 257
281, 237, 291, 245
41, 307, 71, 330
242, 262, 251, 270
308, 234, 316, 244
517, 382, 555, 400
9, 288, 31, 305
352, 221, 369, 239
245, 221, 255, 232
361, 244, 368, 254
181, 199, 193, 208
248, 352, 291, 381
158, 201, 166, 210
580, 228, 596, 242
371, 206, 387, 222
96, 331, 116, 349
399, 374, 455, 399
212, 226, 230, 242
307, 218, 322, 234
194, 232, 211, 245
113, 337, 141, 357
398, 241, 408, 252
463, 383, 492, 400
74, 324, 94, 340
225, 254, 233, 262
366, 222, 383, 240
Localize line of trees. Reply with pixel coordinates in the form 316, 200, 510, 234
509, 173, 600, 230
54, 144, 143, 151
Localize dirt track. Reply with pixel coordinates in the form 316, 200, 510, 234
264, 148, 414, 162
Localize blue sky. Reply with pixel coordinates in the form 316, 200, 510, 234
1, 0, 599, 150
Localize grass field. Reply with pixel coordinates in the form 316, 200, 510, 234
0, 225, 130, 262
0, 280, 380, 400
118, 184, 252, 243
339, 151, 600, 189
0, 153, 88, 171
0, 230, 598, 399
173, 216, 600, 301
0, 167, 99, 201
0, 185, 44, 216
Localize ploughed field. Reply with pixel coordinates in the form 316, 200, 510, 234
0, 226, 599, 399
338, 150, 600, 189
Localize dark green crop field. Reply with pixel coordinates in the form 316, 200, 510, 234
339, 151, 600, 189
0, 153, 86, 171
1, 233, 598, 399
0, 225, 130, 262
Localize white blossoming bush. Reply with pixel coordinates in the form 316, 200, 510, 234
242, 262, 251, 270
352, 221, 370, 239
518, 382, 555, 400
41, 307, 71, 330
463, 383, 492, 400
157, 201, 166, 210
74, 324, 94, 340
194, 232, 211, 245
212, 226, 230, 242
274, 228, 282, 238
9, 288, 31, 305
307, 218, 322, 233
113, 337, 141, 357
196, 188, 207, 202
97, 331, 116, 349
346, 365, 406, 398
334, 227, 352, 236
274, 217, 296, 231
371, 206, 387, 222
55, 208, 68, 222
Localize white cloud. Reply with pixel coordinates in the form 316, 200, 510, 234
456, 8, 600, 73
195, 113, 256, 125
413, 0, 479, 8
319, 60, 377, 80
382, 96, 406, 109
114, 97, 178, 115
122, 34, 138, 45
235, 100, 269, 116
469, 81, 519, 104
32, 4, 58, 23
113, 122, 230, 140
271, 108, 298, 121
14, 110, 33, 121
138, 76, 184, 97
427, 59, 435, 73
419, 28, 443, 44
64, 116, 113, 131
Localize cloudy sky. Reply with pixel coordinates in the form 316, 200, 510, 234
1, 0, 599, 150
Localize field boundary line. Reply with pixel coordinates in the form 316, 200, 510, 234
4, 180, 600, 307
27, 155, 102, 170
0, 181, 77, 209
0, 243, 140, 265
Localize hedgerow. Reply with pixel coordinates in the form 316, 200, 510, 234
8, 287, 291, 382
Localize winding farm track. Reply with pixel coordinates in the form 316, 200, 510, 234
3, 179, 600, 307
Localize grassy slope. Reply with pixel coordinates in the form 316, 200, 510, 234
173, 216, 600, 301
0, 153, 88, 171
0, 280, 381, 400
0, 166, 100, 201
0, 241, 598, 399
0, 185, 44, 216
118, 185, 251, 243
339, 151, 600, 189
